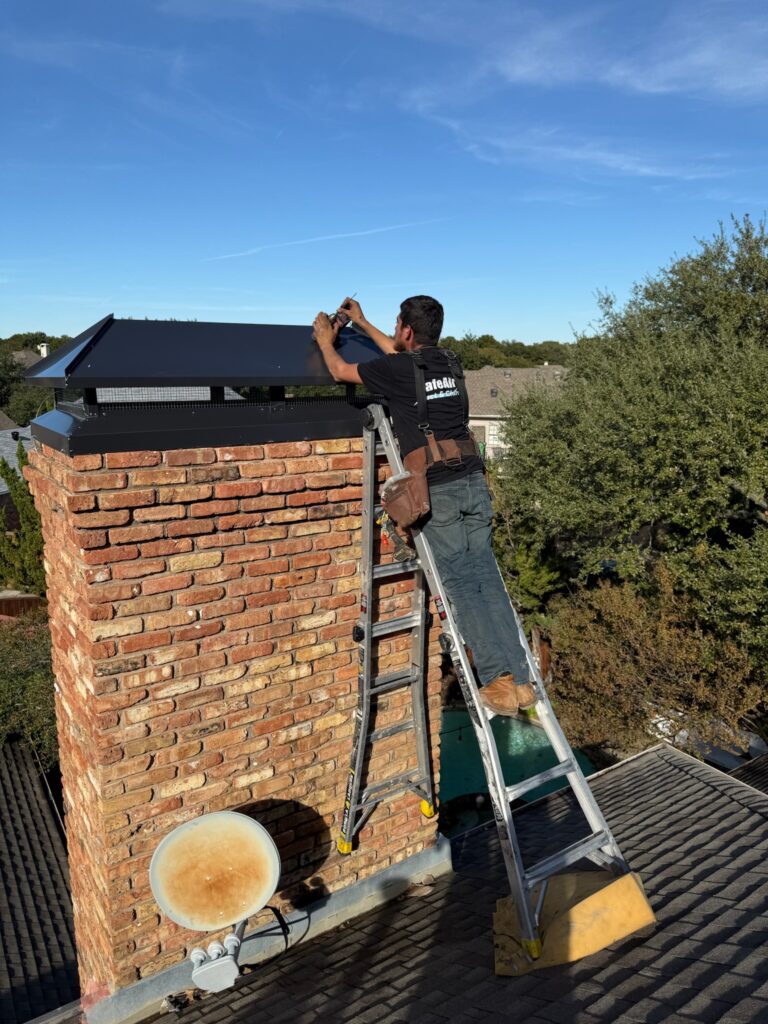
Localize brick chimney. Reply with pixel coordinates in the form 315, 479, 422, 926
26, 437, 443, 998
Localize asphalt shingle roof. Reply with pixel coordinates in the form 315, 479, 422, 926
165, 745, 768, 1024
730, 752, 768, 798
0, 740, 79, 1024
0, 429, 33, 497
465, 365, 566, 418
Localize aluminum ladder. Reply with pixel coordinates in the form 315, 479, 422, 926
338, 403, 631, 959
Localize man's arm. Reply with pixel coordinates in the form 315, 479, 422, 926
338, 297, 398, 355
313, 312, 363, 384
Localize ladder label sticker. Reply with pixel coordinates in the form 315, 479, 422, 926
434, 597, 447, 620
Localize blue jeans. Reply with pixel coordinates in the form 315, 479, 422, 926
420, 471, 528, 686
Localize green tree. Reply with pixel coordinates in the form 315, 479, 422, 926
0, 351, 23, 409
6, 386, 48, 426
0, 442, 46, 596
0, 609, 56, 767
494, 216, 768, 752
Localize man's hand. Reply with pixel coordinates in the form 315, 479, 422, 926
338, 297, 364, 326
313, 311, 341, 349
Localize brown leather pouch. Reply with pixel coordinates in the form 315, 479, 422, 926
381, 470, 430, 528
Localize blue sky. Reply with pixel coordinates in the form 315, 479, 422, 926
2, 0, 766, 342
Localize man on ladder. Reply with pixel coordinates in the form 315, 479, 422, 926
312, 294, 535, 717
313, 295, 655, 973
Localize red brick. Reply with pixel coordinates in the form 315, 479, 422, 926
68, 471, 128, 492
177, 651, 227, 678
215, 445, 265, 462
133, 504, 186, 522
189, 499, 237, 517
108, 524, 165, 545
293, 552, 332, 569
98, 489, 155, 510
157, 484, 212, 503
214, 481, 263, 499
111, 559, 166, 580
141, 573, 193, 595
217, 513, 263, 531
177, 586, 225, 606
75, 510, 131, 529
287, 490, 327, 507
130, 468, 187, 486
120, 630, 173, 654
82, 545, 139, 566
166, 518, 215, 537
262, 475, 305, 494
222, 544, 270, 564
71, 454, 103, 471
199, 597, 245, 620
245, 557, 289, 578
140, 539, 193, 558
174, 620, 223, 642
265, 442, 311, 458
105, 452, 161, 469
165, 448, 216, 466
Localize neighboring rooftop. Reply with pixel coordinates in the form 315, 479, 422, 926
465, 364, 566, 418
0, 740, 78, 1024
11, 350, 43, 371
731, 752, 768, 797
137, 743, 768, 1024
0, 428, 33, 497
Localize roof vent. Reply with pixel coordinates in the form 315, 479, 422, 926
24, 315, 383, 455
490, 388, 498, 398
503, 371, 512, 379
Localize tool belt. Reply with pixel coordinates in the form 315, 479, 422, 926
380, 349, 481, 528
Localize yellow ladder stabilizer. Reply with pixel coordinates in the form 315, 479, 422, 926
493, 870, 656, 976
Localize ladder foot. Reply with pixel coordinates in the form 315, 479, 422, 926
419, 799, 436, 819
336, 837, 353, 855
521, 937, 543, 960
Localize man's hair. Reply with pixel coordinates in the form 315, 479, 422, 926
400, 295, 444, 347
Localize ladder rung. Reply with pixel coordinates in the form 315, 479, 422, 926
370, 719, 414, 743
371, 670, 417, 696
505, 761, 575, 802
372, 559, 421, 578
371, 613, 423, 638
524, 831, 609, 887
360, 772, 425, 802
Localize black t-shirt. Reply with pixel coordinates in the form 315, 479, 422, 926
358, 347, 484, 485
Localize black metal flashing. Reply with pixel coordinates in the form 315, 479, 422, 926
25, 316, 386, 454
24, 316, 381, 388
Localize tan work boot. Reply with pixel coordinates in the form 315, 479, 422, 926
515, 682, 537, 709
479, 674, 519, 716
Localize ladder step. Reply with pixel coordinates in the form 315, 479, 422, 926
371, 670, 417, 696
360, 771, 427, 802
371, 612, 423, 638
370, 719, 414, 742
523, 831, 610, 887
372, 559, 421, 578
505, 761, 575, 802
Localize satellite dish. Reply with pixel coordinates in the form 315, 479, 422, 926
149, 811, 281, 932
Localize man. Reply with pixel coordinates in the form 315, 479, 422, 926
312, 295, 535, 716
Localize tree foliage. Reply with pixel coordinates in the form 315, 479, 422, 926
0, 442, 46, 595
0, 608, 57, 768
494, 217, 768, 752
441, 333, 572, 370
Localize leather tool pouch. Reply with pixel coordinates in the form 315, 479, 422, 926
380, 469, 430, 529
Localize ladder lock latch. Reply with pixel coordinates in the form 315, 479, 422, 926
352, 625, 365, 643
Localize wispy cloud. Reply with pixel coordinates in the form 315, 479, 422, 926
207, 219, 445, 260
432, 117, 727, 181
159, 0, 768, 102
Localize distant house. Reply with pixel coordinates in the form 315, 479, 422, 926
465, 364, 566, 459
0, 419, 33, 531
11, 349, 43, 371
